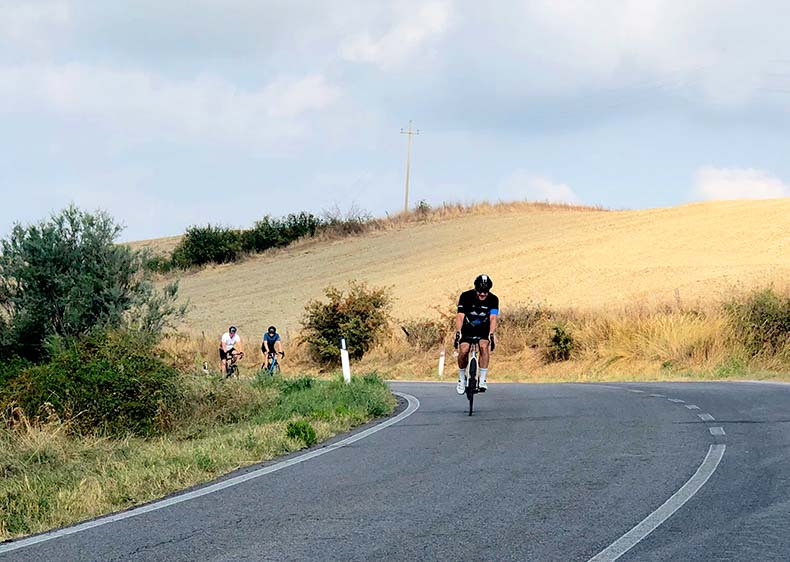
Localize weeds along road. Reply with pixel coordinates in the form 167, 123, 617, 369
3, 381, 790, 561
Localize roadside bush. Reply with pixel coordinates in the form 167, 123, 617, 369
0, 205, 184, 362
400, 318, 448, 351
286, 420, 317, 447
725, 287, 790, 357
546, 324, 575, 362
302, 281, 391, 365
0, 329, 181, 436
171, 225, 242, 268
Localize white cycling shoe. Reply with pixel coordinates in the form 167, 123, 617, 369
479, 380, 488, 391
456, 377, 466, 395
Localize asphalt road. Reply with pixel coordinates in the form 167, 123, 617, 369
3, 381, 790, 561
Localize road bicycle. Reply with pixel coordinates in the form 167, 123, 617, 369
225, 350, 244, 378
464, 337, 485, 416
263, 351, 284, 376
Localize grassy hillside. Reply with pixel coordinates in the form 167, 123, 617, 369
145, 199, 790, 342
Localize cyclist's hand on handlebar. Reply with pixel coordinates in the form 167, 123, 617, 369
279, 351, 285, 358
489, 333, 496, 351
453, 331, 461, 349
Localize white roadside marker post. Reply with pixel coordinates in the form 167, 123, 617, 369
438, 348, 446, 378
340, 337, 351, 384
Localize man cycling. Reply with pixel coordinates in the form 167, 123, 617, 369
219, 325, 244, 375
454, 274, 498, 394
262, 325, 284, 370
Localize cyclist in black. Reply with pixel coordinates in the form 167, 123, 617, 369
454, 274, 498, 394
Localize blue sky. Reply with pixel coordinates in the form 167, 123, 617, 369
2, 1, 790, 241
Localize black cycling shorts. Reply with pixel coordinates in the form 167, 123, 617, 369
460, 325, 490, 344
219, 348, 236, 360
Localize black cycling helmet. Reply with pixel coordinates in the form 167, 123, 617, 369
474, 274, 493, 292
229, 325, 237, 333
267, 326, 276, 334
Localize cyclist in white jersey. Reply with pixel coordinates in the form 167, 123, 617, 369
219, 325, 244, 374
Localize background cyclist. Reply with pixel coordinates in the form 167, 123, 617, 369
220, 325, 244, 374
262, 325, 284, 370
454, 274, 498, 394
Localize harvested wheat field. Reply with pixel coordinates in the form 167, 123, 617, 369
151, 198, 790, 342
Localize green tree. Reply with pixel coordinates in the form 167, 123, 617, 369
0, 205, 185, 361
301, 281, 391, 365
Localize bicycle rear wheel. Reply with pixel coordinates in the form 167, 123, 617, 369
467, 358, 477, 416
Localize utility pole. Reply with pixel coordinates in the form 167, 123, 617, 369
400, 120, 419, 215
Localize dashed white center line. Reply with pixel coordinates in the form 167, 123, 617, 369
698, 413, 715, 422
649, 393, 665, 398
627, 389, 645, 393
709, 427, 726, 436
685, 405, 701, 410
668, 398, 685, 403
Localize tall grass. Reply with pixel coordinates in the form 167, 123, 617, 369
0, 374, 395, 542
320, 287, 790, 381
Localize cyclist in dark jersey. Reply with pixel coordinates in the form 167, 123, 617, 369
454, 274, 498, 394
261, 326, 284, 370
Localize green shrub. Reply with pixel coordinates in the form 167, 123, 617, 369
0, 205, 184, 362
546, 324, 574, 362
725, 288, 790, 357
241, 216, 281, 253
301, 281, 391, 365
144, 255, 174, 274
286, 420, 317, 447
0, 329, 181, 436
715, 356, 747, 377
241, 212, 323, 253
171, 225, 242, 268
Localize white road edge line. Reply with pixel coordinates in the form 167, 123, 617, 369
685, 405, 701, 410
698, 413, 715, 422
0, 392, 421, 555
709, 427, 726, 436
588, 443, 726, 562
667, 398, 685, 403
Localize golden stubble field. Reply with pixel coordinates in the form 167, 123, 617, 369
145, 198, 790, 343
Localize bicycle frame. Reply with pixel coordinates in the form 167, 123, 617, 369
264, 352, 281, 375
225, 350, 242, 378
464, 339, 482, 416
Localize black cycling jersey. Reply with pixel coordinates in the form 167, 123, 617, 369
457, 289, 499, 338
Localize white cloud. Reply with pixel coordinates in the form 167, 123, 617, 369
0, 1, 71, 52
498, 171, 581, 204
0, 63, 342, 145
340, 1, 452, 67
693, 167, 790, 200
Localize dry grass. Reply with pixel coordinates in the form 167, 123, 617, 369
0, 373, 395, 541
144, 198, 790, 347
337, 287, 790, 382
0, 410, 342, 541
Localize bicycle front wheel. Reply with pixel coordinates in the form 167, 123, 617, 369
467, 358, 477, 416
271, 362, 281, 375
